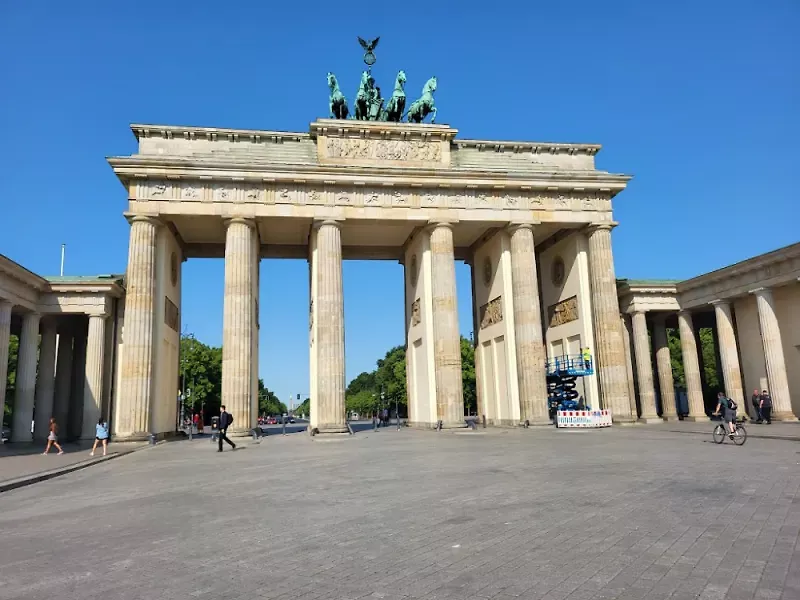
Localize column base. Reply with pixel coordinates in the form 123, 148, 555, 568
440, 421, 467, 429
315, 423, 350, 435
638, 416, 664, 424
684, 415, 710, 422
523, 417, 554, 427
661, 415, 680, 422
771, 411, 799, 422
111, 432, 152, 443
612, 416, 637, 426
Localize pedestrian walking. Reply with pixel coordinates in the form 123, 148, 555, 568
42, 418, 64, 455
217, 405, 236, 452
751, 389, 763, 423
91, 417, 109, 456
759, 390, 772, 424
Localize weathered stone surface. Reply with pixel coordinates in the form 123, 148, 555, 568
752, 287, 796, 421
711, 300, 745, 417
653, 315, 678, 420
0, 301, 12, 436
677, 310, 709, 422
32, 319, 58, 442
81, 315, 107, 439
11, 312, 40, 443
632, 311, 660, 423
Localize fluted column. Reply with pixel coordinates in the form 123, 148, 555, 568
81, 314, 107, 439
631, 311, 660, 422
677, 310, 708, 421
0, 301, 12, 437
222, 217, 258, 434
52, 328, 73, 434
69, 325, 87, 439
653, 315, 678, 420
313, 220, 347, 433
115, 215, 159, 439
508, 224, 549, 425
11, 312, 40, 442
752, 288, 796, 420
586, 224, 634, 422
711, 300, 746, 418
429, 222, 465, 428
33, 318, 58, 442
620, 314, 638, 418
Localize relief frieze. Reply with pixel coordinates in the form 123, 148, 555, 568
548, 295, 579, 328
324, 137, 442, 163
479, 296, 503, 330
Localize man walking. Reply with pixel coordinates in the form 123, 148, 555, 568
751, 389, 763, 423
759, 390, 773, 424
218, 405, 236, 452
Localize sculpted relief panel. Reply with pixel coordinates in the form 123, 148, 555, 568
324, 137, 443, 164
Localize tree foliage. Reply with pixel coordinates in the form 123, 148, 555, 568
3, 334, 18, 425
258, 379, 287, 416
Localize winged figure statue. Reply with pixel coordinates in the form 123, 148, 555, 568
358, 36, 380, 67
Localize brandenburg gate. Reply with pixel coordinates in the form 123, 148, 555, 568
108, 116, 634, 439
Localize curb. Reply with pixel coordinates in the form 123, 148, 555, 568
663, 428, 800, 443
0, 444, 151, 494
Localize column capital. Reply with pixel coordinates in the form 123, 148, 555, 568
678, 309, 693, 317
125, 213, 163, 227
749, 286, 772, 297
585, 221, 619, 234
87, 312, 110, 320
506, 221, 539, 233
0, 299, 12, 311
223, 216, 256, 230
312, 218, 343, 230
426, 220, 457, 231
39, 315, 59, 331
709, 299, 731, 307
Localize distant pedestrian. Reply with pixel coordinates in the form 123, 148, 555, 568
193, 413, 200, 433
42, 418, 64, 455
582, 347, 591, 370
218, 405, 236, 452
751, 389, 763, 423
759, 390, 772, 424
91, 418, 109, 456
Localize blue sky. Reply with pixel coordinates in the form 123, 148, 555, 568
1, 1, 797, 403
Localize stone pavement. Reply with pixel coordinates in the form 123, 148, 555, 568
0, 426, 798, 600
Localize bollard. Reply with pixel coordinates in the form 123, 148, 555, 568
436, 420, 443, 431
149, 433, 157, 446
482, 414, 487, 428
250, 428, 260, 440
524, 419, 530, 429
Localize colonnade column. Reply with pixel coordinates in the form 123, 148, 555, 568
631, 311, 660, 422
115, 215, 160, 439
711, 300, 746, 418
508, 223, 549, 426
0, 301, 12, 434
33, 318, 58, 442
653, 315, 678, 420
52, 327, 73, 434
81, 314, 107, 438
620, 314, 638, 418
11, 312, 40, 442
222, 217, 258, 434
586, 224, 634, 422
429, 222, 465, 427
312, 220, 347, 433
677, 310, 708, 421
752, 288, 796, 421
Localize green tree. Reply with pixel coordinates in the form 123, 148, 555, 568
461, 337, 477, 415
294, 397, 310, 416
180, 336, 222, 422
346, 371, 377, 396
346, 389, 378, 417
258, 379, 287, 416
3, 334, 18, 426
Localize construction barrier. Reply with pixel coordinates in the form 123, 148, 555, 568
556, 409, 612, 428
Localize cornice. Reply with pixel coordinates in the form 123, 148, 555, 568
131, 123, 310, 144
0, 254, 48, 290
454, 139, 601, 157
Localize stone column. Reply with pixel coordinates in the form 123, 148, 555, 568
429, 222, 465, 428
33, 318, 58, 442
620, 314, 638, 418
52, 327, 73, 435
752, 288, 796, 420
653, 315, 678, 420
222, 217, 258, 434
586, 224, 634, 422
312, 220, 348, 433
508, 223, 549, 425
11, 312, 40, 442
631, 312, 660, 423
0, 301, 12, 436
69, 325, 87, 439
115, 215, 159, 439
81, 314, 107, 439
677, 310, 708, 421
711, 300, 746, 418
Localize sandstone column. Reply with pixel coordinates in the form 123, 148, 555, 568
677, 310, 708, 421
81, 314, 107, 439
631, 311, 660, 422
752, 288, 796, 420
33, 318, 58, 442
11, 312, 40, 442
711, 300, 746, 418
312, 220, 348, 433
52, 327, 73, 435
0, 301, 12, 435
222, 218, 258, 434
429, 222, 465, 427
115, 215, 159, 439
586, 224, 634, 422
653, 314, 678, 420
69, 325, 87, 439
620, 314, 638, 418
508, 223, 549, 425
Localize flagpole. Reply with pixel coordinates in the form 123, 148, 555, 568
60, 244, 65, 276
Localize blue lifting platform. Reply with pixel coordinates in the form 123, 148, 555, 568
546, 354, 595, 416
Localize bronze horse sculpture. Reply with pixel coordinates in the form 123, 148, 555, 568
327, 72, 349, 120
407, 76, 437, 124
383, 70, 406, 122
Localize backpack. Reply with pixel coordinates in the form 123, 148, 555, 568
728, 398, 738, 411
227, 413, 234, 427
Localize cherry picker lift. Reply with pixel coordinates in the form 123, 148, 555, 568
546, 353, 594, 419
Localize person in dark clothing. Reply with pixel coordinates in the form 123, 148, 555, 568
218, 405, 236, 452
759, 390, 772, 424
751, 389, 763, 423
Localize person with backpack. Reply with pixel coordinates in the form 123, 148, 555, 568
759, 390, 773, 424
90, 417, 109, 456
714, 391, 737, 438
217, 405, 236, 452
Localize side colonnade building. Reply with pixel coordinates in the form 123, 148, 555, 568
1, 119, 798, 442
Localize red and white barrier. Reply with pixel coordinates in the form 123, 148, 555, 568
556, 409, 612, 428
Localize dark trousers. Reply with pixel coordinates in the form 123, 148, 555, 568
218, 429, 236, 451
752, 402, 763, 422
762, 406, 772, 424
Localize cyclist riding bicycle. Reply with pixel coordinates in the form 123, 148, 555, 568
714, 391, 737, 438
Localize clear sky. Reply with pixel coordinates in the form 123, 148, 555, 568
1, 1, 797, 404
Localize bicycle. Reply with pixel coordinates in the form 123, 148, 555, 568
712, 415, 747, 446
